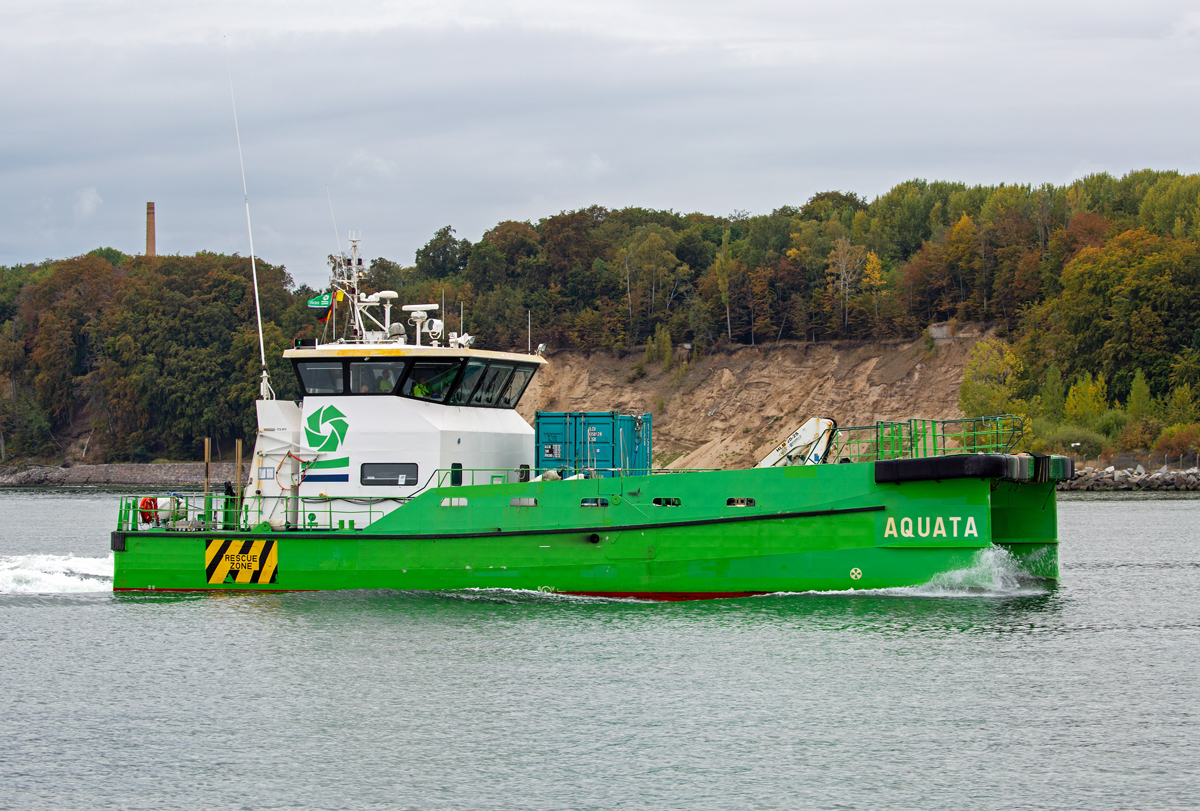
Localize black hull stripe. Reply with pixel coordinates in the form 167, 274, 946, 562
204, 539, 233, 581
121, 504, 884, 543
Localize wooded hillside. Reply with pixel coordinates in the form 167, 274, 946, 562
2, 168, 1198, 462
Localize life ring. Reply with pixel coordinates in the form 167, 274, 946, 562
139, 497, 158, 524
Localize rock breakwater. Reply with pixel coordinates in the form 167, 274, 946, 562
0, 463, 244, 488
1059, 465, 1200, 492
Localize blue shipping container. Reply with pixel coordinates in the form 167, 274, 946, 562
534, 411, 653, 477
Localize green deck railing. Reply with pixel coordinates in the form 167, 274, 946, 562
115, 493, 407, 533
826, 415, 1026, 464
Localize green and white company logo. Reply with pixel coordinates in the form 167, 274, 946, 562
306, 405, 349, 451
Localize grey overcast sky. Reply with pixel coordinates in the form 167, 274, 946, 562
2, 1, 1198, 288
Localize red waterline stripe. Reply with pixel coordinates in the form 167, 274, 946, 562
112, 587, 767, 601
112, 587, 313, 594
557, 590, 770, 601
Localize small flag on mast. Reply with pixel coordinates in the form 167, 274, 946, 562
307, 292, 333, 322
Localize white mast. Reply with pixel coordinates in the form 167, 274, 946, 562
225, 39, 273, 400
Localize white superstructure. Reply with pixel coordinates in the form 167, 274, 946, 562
245, 238, 545, 529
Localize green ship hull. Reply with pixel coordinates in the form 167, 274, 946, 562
112, 461, 1060, 598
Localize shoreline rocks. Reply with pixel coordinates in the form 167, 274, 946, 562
0, 462, 244, 488
1058, 465, 1200, 492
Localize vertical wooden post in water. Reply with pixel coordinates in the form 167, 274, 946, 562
204, 437, 212, 528
235, 439, 243, 528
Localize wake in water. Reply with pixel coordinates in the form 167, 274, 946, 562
767, 546, 1049, 599
911, 546, 1044, 596
0, 553, 113, 594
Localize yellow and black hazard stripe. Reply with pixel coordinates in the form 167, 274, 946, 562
205, 539, 278, 585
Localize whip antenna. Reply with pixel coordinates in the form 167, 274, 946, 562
326, 184, 343, 255
225, 37, 273, 400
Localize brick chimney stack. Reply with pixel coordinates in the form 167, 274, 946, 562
146, 202, 156, 257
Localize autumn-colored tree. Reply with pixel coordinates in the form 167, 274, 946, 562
861, 251, 885, 325
825, 238, 866, 331
942, 214, 982, 313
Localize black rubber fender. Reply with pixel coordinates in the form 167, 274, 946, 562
874, 454, 1013, 484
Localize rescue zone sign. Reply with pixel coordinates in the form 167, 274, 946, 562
205, 539, 278, 585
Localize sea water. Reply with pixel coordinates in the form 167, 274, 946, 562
1, 489, 1198, 811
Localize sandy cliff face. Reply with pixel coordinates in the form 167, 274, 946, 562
517, 325, 985, 470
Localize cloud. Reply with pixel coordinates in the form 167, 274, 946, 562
336, 149, 399, 179
1, 1, 1198, 285
72, 187, 102, 222
583, 154, 610, 180
1172, 12, 1200, 39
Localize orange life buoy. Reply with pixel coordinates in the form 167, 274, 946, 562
139, 497, 158, 524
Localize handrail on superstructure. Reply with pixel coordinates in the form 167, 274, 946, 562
827, 415, 1025, 464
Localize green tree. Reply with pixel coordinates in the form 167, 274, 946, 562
87, 247, 129, 266
1127, 369, 1153, 423
414, 226, 470, 280
1139, 174, 1200, 238
1064, 373, 1108, 429
1171, 331, 1200, 389
362, 257, 407, 293
1041, 366, 1066, 422
958, 338, 1027, 418
627, 225, 690, 333
1163, 384, 1198, 426
712, 230, 734, 342
464, 241, 509, 292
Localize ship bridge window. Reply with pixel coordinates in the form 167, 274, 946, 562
498, 366, 535, 408
448, 360, 488, 405
471, 364, 515, 406
295, 361, 345, 395
361, 463, 418, 487
351, 360, 408, 394
402, 360, 462, 402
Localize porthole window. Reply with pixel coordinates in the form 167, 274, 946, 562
581, 498, 610, 508
727, 497, 755, 507
440, 497, 469, 507
510, 497, 538, 507
653, 497, 682, 507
